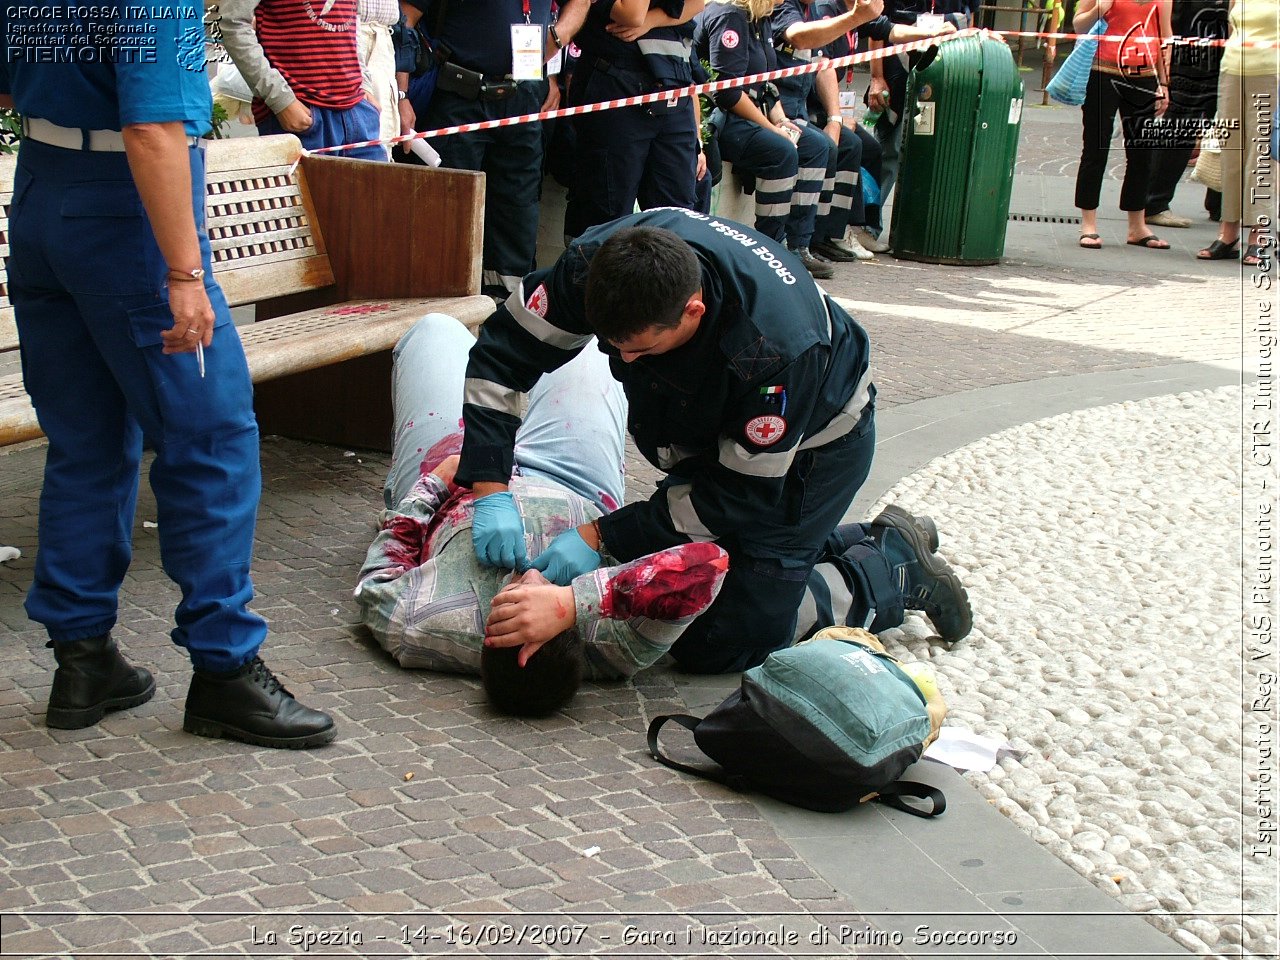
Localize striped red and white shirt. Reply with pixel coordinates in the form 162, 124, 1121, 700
250, 0, 364, 122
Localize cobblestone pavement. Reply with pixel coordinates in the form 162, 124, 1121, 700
0, 441, 873, 957
0, 97, 1246, 957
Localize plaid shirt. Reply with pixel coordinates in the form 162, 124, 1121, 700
355, 473, 728, 679
357, 0, 400, 26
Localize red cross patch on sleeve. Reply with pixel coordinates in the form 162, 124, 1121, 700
745, 415, 786, 446
721, 28, 739, 49
526, 283, 549, 318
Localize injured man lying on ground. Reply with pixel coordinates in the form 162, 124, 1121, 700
355, 314, 971, 716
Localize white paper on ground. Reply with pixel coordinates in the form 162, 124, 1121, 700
0, 546, 19, 563
923, 726, 1022, 773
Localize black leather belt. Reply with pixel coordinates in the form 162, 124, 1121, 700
437, 61, 521, 101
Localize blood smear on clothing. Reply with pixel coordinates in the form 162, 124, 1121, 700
419, 430, 464, 480
602, 543, 729, 621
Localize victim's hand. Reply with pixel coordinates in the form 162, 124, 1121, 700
484, 571, 577, 667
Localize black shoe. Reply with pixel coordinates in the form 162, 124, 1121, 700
871, 505, 972, 644
184, 658, 336, 749
791, 246, 835, 279
46, 635, 155, 729
811, 238, 859, 263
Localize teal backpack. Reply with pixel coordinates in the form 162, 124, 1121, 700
648, 628, 946, 816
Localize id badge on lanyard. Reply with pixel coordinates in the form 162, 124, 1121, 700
511, 0, 544, 80
915, 12, 946, 32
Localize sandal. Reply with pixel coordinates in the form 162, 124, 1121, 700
1127, 234, 1169, 249
1244, 244, 1264, 266
1079, 233, 1102, 249
1198, 238, 1240, 261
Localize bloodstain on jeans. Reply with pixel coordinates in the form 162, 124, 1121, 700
602, 543, 729, 621
419, 430, 465, 481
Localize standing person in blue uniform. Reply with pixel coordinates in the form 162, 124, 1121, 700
405, 0, 588, 299
453, 209, 971, 674
772, 0, 883, 262
694, 0, 835, 279
564, 0, 707, 241
0, 4, 336, 747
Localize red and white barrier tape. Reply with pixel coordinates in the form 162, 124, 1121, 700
305, 25, 1274, 158
307, 28, 980, 156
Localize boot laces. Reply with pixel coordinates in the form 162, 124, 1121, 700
247, 658, 287, 697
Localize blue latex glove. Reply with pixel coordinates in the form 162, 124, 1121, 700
530, 528, 601, 586
471, 492, 528, 571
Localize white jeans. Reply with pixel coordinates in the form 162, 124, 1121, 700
384, 314, 629, 513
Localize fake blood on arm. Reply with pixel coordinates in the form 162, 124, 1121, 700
600, 542, 729, 620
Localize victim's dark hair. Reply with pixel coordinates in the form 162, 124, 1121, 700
480, 630, 585, 717
584, 227, 701, 342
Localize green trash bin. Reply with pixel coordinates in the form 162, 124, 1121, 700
889, 34, 1024, 265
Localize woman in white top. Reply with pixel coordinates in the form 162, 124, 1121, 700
1197, 0, 1280, 263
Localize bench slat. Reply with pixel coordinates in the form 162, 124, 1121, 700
203, 134, 303, 175
207, 206, 309, 231
206, 163, 298, 188
244, 296, 492, 382
206, 183, 306, 214
216, 252, 336, 308
208, 224, 314, 254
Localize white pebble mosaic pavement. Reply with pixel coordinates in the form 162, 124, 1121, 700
870, 386, 1277, 959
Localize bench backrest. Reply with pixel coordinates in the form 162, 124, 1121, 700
205, 135, 335, 307
0, 134, 333, 352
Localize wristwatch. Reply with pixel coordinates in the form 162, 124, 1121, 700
396, 89, 408, 101
168, 266, 205, 283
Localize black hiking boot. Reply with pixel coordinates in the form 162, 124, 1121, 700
184, 657, 336, 749
870, 505, 972, 644
46, 635, 155, 729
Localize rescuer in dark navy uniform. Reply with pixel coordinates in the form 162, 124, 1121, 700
693, 0, 834, 279
564, 0, 706, 240
772, 0, 884, 261
405, 0, 588, 298
810, 0, 886, 244
453, 209, 970, 673
0, 3, 335, 745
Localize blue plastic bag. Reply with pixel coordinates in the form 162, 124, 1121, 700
1046, 19, 1107, 107
861, 166, 881, 210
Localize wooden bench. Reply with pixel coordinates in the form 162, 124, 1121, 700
0, 134, 495, 451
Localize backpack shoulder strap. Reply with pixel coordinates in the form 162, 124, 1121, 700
875, 781, 946, 818
647, 714, 739, 789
